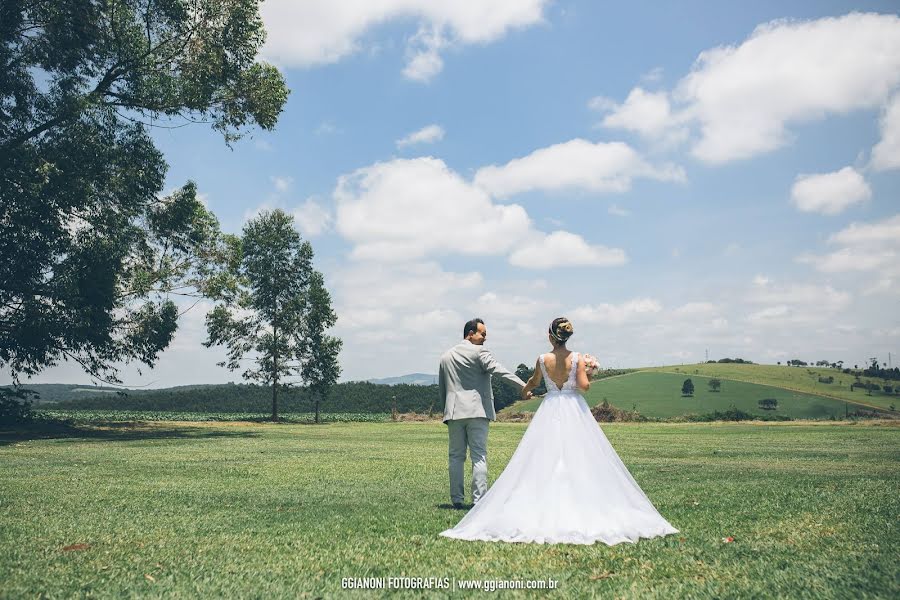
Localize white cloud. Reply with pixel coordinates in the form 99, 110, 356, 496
863, 278, 895, 296
672, 302, 718, 317
316, 121, 341, 136
872, 93, 900, 171
797, 214, 900, 275
746, 305, 790, 323
396, 124, 445, 147
746, 281, 852, 316
796, 214, 900, 286
399, 308, 463, 334
790, 167, 871, 215
608, 204, 630, 217
723, 243, 741, 257
402, 24, 446, 82
473, 139, 685, 198
333, 156, 628, 269
260, 0, 549, 81
586, 96, 617, 112
334, 157, 532, 261
601, 13, 900, 163
570, 298, 663, 325
680, 13, 900, 163
271, 175, 293, 193
641, 67, 664, 84
829, 213, 900, 246
472, 292, 546, 320
508, 231, 627, 269
292, 199, 333, 237
798, 247, 897, 273
338, 307, 393, 329
329, 261, 484, 372
592, 87, 688, 143
332, 261, 482, 317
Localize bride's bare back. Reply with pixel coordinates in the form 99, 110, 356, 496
522, 349, 590, 395
541, 351, 574, 390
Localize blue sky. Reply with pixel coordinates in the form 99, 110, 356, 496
12, 1, 900, 387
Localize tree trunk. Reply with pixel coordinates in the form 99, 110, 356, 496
315, 393, 320, 424
272, 316, 278, 421
272, 380, 278, 421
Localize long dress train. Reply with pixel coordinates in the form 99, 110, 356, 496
440, 352, 679, 545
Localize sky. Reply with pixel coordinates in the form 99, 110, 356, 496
7, 0, 900, 388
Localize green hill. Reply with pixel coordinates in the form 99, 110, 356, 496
503, 364, 897, 419
646, 363, 898, 412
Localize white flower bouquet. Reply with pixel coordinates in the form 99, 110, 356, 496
582, 354, 600, 377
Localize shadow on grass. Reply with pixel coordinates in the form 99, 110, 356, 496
436, 503, 473, 511
0, 420, 262, 446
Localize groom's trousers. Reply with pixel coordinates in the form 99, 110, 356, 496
447, 417, 489, 505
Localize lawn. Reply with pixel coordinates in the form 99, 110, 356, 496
1, 420, 898, 598
511, 371, 872, 419
646, 363, 900, 412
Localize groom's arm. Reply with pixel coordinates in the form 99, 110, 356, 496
479, 348, 526, 390
438, 362, 447, 405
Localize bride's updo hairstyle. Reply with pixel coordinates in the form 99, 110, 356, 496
549, 317, 574, 345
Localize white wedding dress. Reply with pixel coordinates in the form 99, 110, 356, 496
440, 352, 679, 545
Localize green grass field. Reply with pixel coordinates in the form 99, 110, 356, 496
510, 371, 874, 419
504, 363, 899, 417
647, 363, 899, 412
1, 420, 898, 598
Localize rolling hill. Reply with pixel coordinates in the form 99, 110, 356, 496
502, 363, 898, 419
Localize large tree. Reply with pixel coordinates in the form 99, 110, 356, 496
0, 0, 288, 384
204, 210, 341, 421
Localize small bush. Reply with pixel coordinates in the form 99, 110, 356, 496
591, 400, 646, 422
759, 398, 778, 410
818, 376, 834, 384
687, 408, 755, 421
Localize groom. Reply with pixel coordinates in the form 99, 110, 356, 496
439, 318, 530, 508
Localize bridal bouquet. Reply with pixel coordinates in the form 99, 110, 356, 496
582, 354, 600, 377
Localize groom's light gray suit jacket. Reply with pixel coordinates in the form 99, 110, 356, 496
439, 340, 526, 423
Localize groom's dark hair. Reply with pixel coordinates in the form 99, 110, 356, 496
463, 318, 484, 338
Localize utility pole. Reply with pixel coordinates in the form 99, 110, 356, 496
705, 348, 709, 362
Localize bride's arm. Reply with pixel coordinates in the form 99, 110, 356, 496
576, 355, 590, 392
521, 358, 543, 399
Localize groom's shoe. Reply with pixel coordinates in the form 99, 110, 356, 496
452, 502, 465, 509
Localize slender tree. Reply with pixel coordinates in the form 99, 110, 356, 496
0, 0, 289, 383
301, 272, 342, 424
204, 210, 340, 421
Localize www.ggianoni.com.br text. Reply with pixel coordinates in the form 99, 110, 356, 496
341, 576, 559, 592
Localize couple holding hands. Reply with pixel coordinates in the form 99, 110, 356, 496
438, 317, 678, 545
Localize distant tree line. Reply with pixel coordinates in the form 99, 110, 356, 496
706, 358, 754, 364
54, 382, 440, 414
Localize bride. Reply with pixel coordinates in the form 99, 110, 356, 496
440, 317, 679, 545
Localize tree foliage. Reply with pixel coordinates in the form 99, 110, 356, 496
681, 378, 694, 396
0, 0, 289, 383
759, 398, 778, 410
204, 210, 341, 421
515, 363, 547, 396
